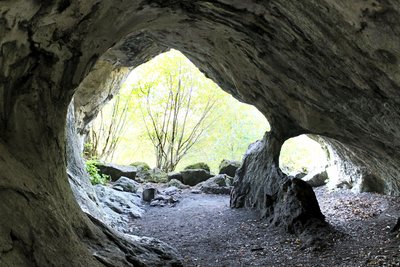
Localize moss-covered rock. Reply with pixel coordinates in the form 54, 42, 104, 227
148, 168, 169, 183
184, 162, 210, 172
219, 159, 241, 177
166, 179, 190, 189
130, 161, 150, 171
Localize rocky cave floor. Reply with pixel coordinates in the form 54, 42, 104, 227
130, 186, 400, 267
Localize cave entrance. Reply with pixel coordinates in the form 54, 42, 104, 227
82, 49, 269, 183
279, 134, 328, 179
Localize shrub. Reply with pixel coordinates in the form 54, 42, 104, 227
85, 159, 110, 185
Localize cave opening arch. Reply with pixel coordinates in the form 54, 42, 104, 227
1, 1, 400, 266
79, 49, 270, 173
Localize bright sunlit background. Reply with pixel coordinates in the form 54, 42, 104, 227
87, 50, 326, 173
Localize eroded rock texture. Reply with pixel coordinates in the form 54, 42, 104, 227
1, 0, 400, 265
230, 132, 325, 231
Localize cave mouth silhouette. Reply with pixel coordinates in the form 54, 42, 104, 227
83, 49, 270, 174
2, 1, 400, 266
279, 134, 328, 176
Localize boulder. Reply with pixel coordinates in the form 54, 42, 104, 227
112, 177, 141, 193
94, 184, 144, 233
163, 186, 180, 196
184, 162, 211, 172
88, 214, 183, 266
168, 171, 183, 182
150, 195, 179, 207
180, 169, 214, 186
135, 167, 169, 183
302, 169, 328, 187
219, 159, 241, 177
272, 178, 325, 233
196, 174, 233, 194
135, 169, 152, 182
142, 188, 157, 202
96, 162, 137, 181
231, 133, 326, 234
130, 161, 150, 171
294, 172, 307, 179
166, 178, 190, 189
129, 162, 151, 182
148, 168, 169, 183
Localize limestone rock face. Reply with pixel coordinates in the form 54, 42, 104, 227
230, 133, 325, 231
272, 178, 325, 233
1, 0, 400, 265
94, 184, 144, 232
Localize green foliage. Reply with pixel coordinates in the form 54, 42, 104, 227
89, 50, 327, 174
128, 50, 221, 172
85, 159, 110, 185
83, 143, 93, 159
279, 135, 327, 174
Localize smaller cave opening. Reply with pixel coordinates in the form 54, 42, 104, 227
279, 134, 328, 178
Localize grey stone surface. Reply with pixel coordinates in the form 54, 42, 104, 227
96, 162, 137, 181
2, 0, 400, 264
143, 188, 157, 202
168, 171, 184, 182
163, 186, 180, 196
302, 169, 328, 188
112, 176, 142, 193
94, 185, 144, 231
219, 159, 241, 177
231, 133, 325, 231
196, 174, 233, 195
66, 102, 106, 221
180, 169, 214, 186
272, 178, 325, 233
166, 179, 190, 189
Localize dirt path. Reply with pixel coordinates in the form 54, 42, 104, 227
132, 188, 400, 267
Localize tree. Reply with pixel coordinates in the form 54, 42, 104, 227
86, 50, 270, 172
133, 65, 217, 172
84, 92, 133, 161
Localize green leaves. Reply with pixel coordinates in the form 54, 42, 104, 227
85, 159, 110, 185
89, 49, 270, 172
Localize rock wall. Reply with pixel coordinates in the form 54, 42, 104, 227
230, 132, 325, 232
73, 60, 130, 137
1, 0, 400, 265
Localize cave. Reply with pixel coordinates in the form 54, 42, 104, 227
1, 1, 400, 266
